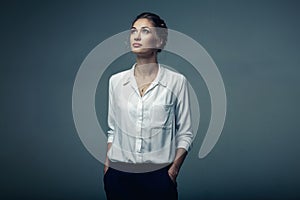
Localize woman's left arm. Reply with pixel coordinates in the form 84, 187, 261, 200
168, 76, 194, 182
168, 148, 188, 182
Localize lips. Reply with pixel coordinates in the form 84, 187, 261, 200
132, 43, 142, 47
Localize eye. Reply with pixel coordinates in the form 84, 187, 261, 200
142, 29, 150, 34
130, 29, 137, 34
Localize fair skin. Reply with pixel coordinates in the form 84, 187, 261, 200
104, 18, 188, 183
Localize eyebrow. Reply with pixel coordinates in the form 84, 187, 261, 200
131, 26, 151, 29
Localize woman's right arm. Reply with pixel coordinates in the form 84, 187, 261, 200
104, 77, 115, 174
104, 142, 112, 174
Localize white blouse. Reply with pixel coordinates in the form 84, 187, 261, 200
107, 64, 194, 164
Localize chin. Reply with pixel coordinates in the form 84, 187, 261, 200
131, 48, 156, 55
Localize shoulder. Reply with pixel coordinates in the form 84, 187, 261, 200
109, 68, 131, 86
161, 65, 187, 85
110, 69, 130, 81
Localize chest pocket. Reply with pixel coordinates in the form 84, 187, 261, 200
150, 104, 174, 128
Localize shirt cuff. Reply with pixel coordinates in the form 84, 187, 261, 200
177, 140, 192, 152
107, 135, 114, 143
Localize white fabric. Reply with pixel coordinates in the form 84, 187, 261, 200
107, 64, 194, 164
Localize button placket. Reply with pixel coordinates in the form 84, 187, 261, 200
135, 99, 143, 153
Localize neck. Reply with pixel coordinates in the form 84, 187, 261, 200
135, 53, 158, 77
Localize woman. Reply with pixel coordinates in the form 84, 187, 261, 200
103, 12, 194, 200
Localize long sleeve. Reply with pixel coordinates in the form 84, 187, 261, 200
107, 77, 115, 143
174, 76, 194, 151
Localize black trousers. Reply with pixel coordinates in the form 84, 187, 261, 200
103, 164, 178, 200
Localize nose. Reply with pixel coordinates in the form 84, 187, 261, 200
134, 31, 141, 41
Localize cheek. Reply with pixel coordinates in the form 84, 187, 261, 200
143, 36, 157, 46
129, 35, 135, 43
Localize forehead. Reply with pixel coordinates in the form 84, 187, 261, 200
132, 18, 154, 28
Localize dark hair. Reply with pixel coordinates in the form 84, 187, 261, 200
131, 12, 168, 52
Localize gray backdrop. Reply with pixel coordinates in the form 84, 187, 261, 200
1, 0, 299, 199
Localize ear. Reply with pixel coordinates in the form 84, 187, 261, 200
156, 38, 163, 49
